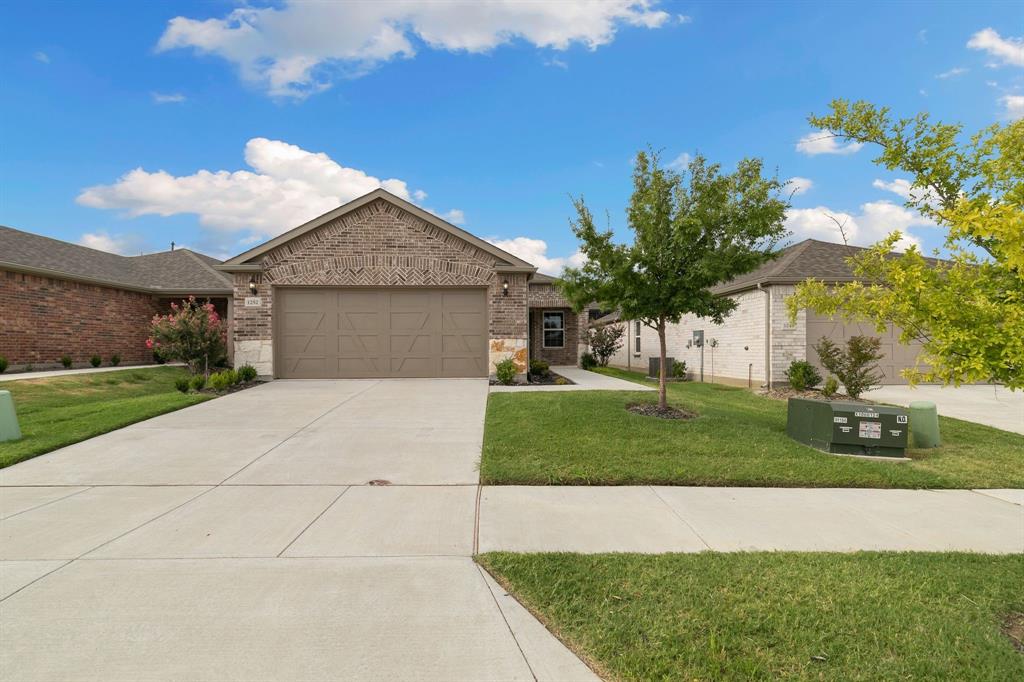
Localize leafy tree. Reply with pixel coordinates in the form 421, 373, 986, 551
147, 297, 226, 376
787, 100, 1023, 389
587, 322, 625, 367
814, 336, 885, 399
560, 150, 789, 409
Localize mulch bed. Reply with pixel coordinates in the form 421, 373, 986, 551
490, 371, 575, 387
627, 402, 698, 420
759, 387, 873, 404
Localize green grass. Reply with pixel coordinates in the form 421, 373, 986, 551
0, 367, 213, 468
481, 368, 1024, 488
479, 552, 1024, 681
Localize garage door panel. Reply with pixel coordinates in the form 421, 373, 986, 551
276, 287, 486, 379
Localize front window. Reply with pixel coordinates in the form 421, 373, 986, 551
634, 321, 641, 355
542, 311, 565, 348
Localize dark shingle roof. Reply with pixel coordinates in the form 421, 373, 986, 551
0, 226, 232, 293
712, 239, 879, 294
529, 272, 559, 285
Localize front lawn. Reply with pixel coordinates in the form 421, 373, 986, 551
0, 367, 212, 468
479, 552, 1024, 681
480, 368, 1024, 488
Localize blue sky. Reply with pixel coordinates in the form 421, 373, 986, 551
2, 1, 1021, 271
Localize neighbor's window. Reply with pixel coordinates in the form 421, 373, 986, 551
543, 311, 565, 348
634, 321, 641, 355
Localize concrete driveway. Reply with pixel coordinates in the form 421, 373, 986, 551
863, 384, 1024, 435
0, 379, 597, 682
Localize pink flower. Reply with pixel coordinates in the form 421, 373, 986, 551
145, 338, 154, 349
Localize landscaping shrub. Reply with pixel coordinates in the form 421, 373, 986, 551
554, 376, 570, 385
672, 359, 687, 379
580, 352, 598, 370
153, 349, 167, 364
814, 335, 885, 399
110, 354, 121, 367
207, 369, 240, 391
90, 355, 101, 368
24, 363, 33, 372
237, 364, 257, 382
587, 323, 625, 367
60, 355, 72, 369
529, 359, 550, 376
823, 375, 839, 398
494, 357, 518, 385
785, 360, 822, 391
0, 356, 7, 374
147, 296, 226, 375
188, 374, 206, 391
174, 377, 190, 393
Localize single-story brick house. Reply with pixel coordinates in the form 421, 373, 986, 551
1, 189, 585, 378
0, 226, 233, 369
602, 239, 926, 386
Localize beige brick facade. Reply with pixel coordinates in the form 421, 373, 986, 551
229, 196, 531, 377
608, 285, 803, 386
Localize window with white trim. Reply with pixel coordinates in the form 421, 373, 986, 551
542, 311, 565, 348
634, 320, 641, 355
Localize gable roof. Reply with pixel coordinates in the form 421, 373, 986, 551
220, 188, 536, 271
0, 225, 232, 294
712, 239, 894, 295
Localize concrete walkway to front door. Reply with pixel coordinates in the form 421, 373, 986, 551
0, 379, 597, 682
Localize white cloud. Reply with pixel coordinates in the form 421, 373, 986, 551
33, 51, 50, 63
795, 131, 863, 156
967, 28, 1024, 67
667, 152, 691, 170
152, 92, 186, 104
486, 236, 585, 275
156, 1, 670, 98
872, 178, 914, 200
78, 231, 144, 255
935, 66, 968, 79
440, 208, 465, 224
544, 56, 569, 69
1000, 94, 1024, 120
412, 189, 428, 202
785, 201, 934, 252
76, 138, 455, 242
787, 177, 813, 196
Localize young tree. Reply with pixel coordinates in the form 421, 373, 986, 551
787, 100, 1024, 389
587, 322, 625, 367
560, 151, 789, 410
814, 336, 885, 399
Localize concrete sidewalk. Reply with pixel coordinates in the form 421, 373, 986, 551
478, 486, 1024, 554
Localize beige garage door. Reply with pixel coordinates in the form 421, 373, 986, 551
806, 312, 926, 385
275, 288, 488, 379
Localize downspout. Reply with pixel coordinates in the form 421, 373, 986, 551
758, 283, 771, 387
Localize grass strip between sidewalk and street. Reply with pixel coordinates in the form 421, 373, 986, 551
478, 551, 1024, 681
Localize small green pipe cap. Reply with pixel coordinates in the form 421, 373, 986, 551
0, 390, 21, 443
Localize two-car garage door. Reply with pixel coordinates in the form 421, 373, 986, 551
275, 288, 488, 379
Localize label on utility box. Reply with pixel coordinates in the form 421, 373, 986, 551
858, 421, 882, 439
833, 416, 848, 424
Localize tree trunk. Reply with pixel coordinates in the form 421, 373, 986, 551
657, 319, 668, 410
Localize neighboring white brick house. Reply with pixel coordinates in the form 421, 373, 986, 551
603, 239, 925, 386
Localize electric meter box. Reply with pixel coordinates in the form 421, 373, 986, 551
786, 398, 909, 458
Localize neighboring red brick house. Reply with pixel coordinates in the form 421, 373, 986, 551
1, 189, 585, 378
0, 226, 232, 370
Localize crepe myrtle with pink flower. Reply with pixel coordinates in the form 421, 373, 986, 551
147, 296, 227, 376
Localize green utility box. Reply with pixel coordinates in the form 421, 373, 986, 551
786, 398, 908, 458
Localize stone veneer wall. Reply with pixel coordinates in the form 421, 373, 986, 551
232, 198, 530, 377
0, 269, 162, 368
